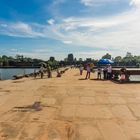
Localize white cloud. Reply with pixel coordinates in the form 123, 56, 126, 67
0, 24, 8, 27
33, 48, 53, 53
62, 40, 72, 44
52, 0, 66, 5
11, 22, 32, 32
0, 0, 140, 58
47, 19, 55, 25
80, 0, 120, 6
48, 5, 139, 54
130, 0, 140, 7
10, 48, 18, 52
0, 22, 45, 38
80, 0, 94, 6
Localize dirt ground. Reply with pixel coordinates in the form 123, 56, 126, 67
0, 68, 140, 140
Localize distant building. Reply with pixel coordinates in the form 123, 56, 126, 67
64, 58, 68, 62
68, 54, 74, 62
86, 58, 92, 62
126, 52, 132, 57
79, 58, 83, 62
49, 56, 55, 61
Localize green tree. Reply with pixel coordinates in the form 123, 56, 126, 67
0, 56, 3, 66
114, 56, 122, 66
114, 56, 122, 62
102, 53, 111, 59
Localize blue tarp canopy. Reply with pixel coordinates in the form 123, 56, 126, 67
97, 59, 114, 65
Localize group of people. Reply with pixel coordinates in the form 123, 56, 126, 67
79, 64, 90, 79
79, 63, 94, 79
97, 64, 112, 80
79, 63, 113, 80
34, 64, 52, 79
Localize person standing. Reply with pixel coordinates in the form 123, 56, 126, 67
34, 69, 37, 79
79, 65, 84, 75
103, 66, 107, 80
47, 64, 52, 78
97, 67, 102, 79
107, 64, 112, 80
85, 64, 91, 79
39, 66, 44, 79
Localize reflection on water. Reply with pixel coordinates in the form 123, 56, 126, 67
0, 68, 38, 80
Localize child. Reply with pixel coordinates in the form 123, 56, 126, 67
97, 67, 102, 79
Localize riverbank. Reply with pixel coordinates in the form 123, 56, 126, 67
0, 69, 140, 140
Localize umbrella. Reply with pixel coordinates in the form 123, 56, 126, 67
97, 59, 114, 65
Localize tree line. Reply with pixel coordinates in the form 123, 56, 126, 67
101, 52, 140, 67
0, 52, 140, 67
0, 55, 43, 67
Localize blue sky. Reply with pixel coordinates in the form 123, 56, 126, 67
0, 0, 140, 60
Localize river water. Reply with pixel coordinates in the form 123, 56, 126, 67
0, 68, 38, 80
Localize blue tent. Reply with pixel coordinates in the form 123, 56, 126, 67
97, 59, 114, 65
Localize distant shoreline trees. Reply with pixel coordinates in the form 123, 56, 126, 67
100, 52, 140, 67
0, 52, 140, 67
113, 52, 140, 67
0, 55, 43, 67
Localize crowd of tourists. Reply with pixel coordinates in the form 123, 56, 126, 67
34, 64, 69, 79
79, 63, 113, 80
34, 63, 128, 82
97, 64, 112, 80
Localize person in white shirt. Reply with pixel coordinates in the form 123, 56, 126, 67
79, 65, 84, 75
107, 64, 112, 79
85, 64, 91, 79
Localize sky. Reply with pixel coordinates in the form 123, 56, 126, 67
0, 0, 140, 60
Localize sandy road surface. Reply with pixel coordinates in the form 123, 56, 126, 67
0, 69, 140, 140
